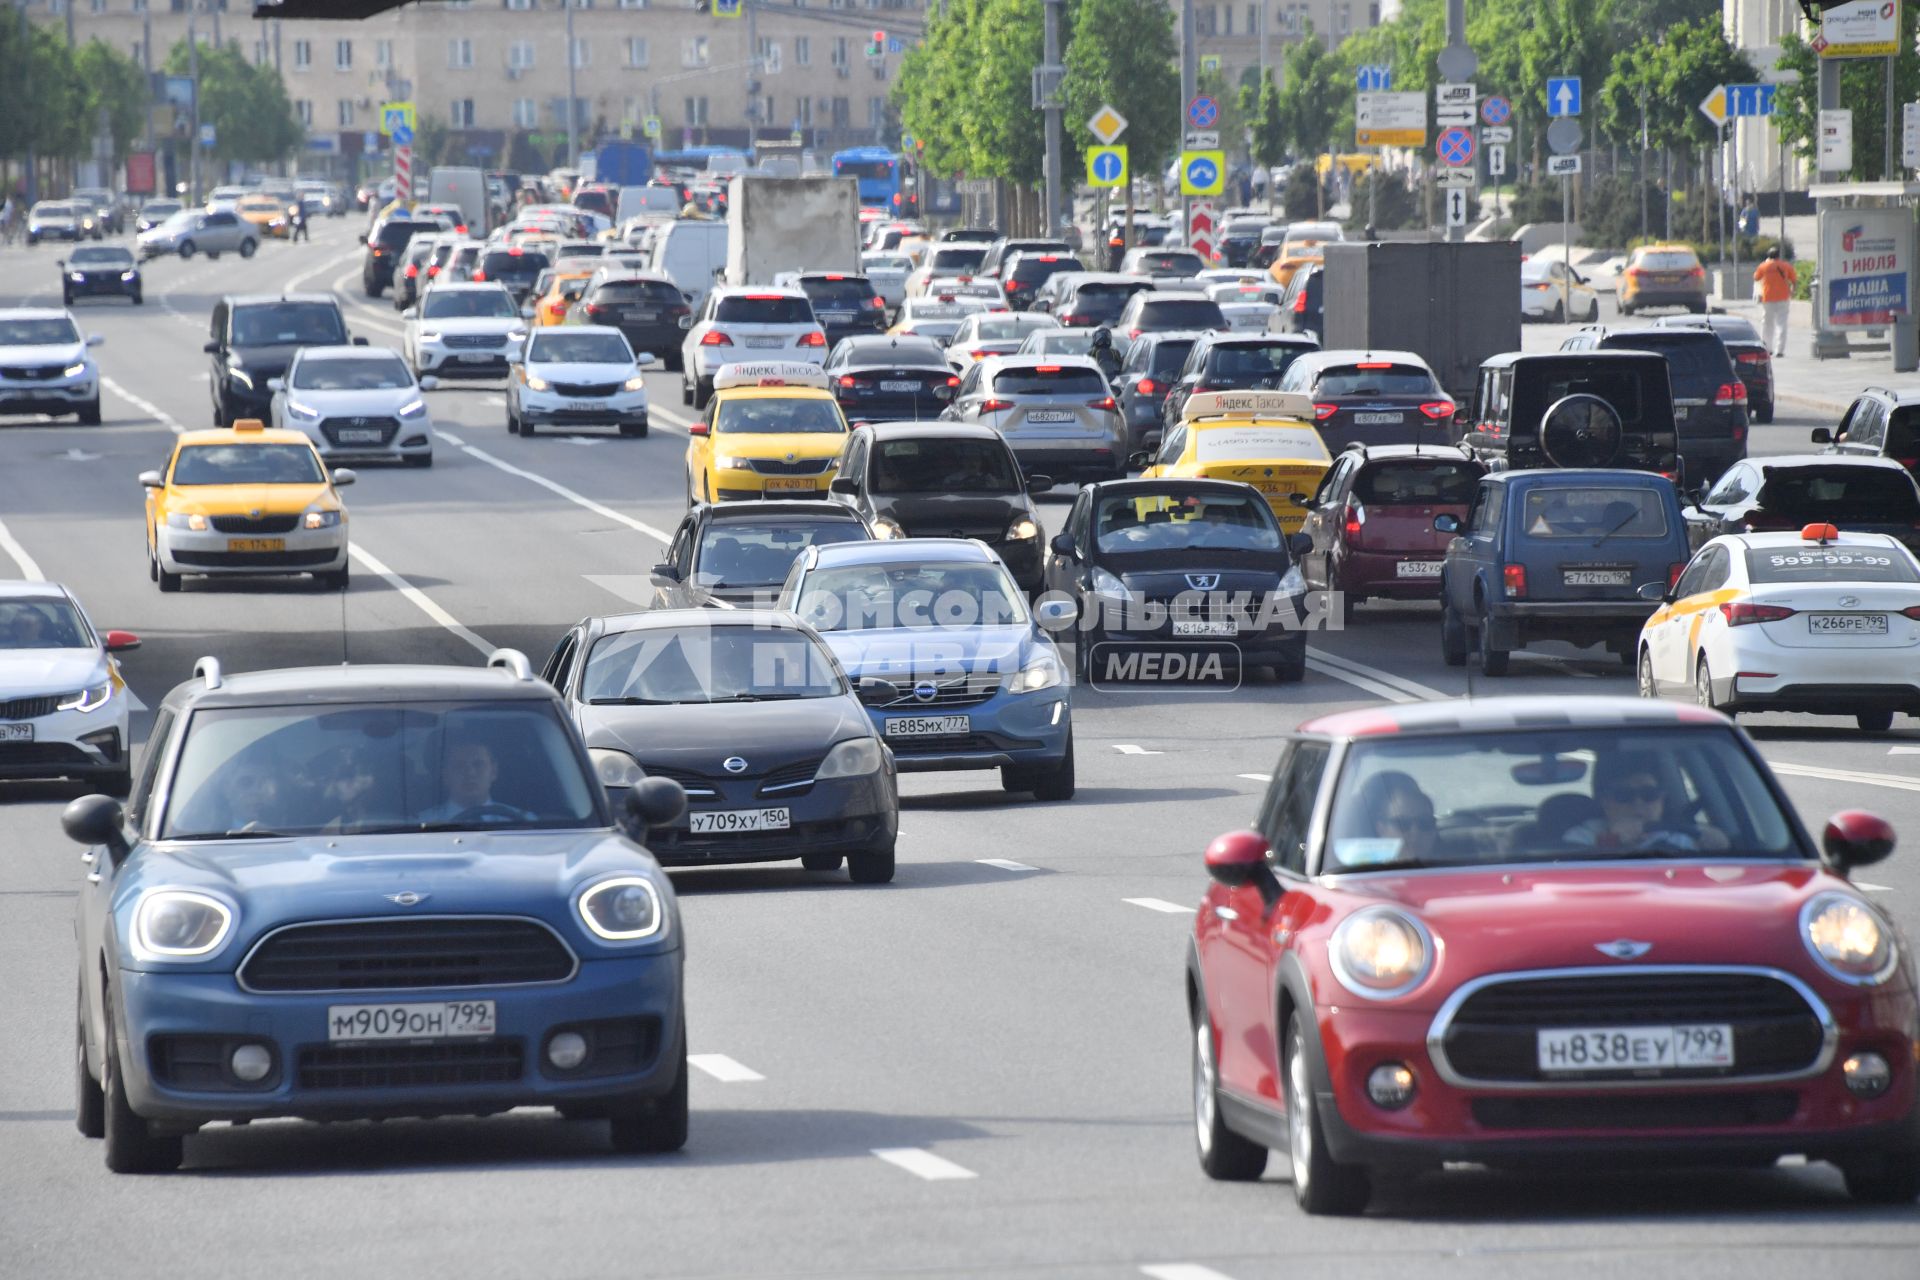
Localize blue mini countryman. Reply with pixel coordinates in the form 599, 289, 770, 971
66, 650, 688, 1172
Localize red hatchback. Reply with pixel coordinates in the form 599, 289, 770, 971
1298, 444, 1485, 607
1187, 697, 1919, 1213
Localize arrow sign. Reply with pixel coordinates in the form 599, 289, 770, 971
1180, 150, 1225, 196
1699, 85, 1728, 128
1488, 143, 1507, 176
1548, 76, 1581, 118
1356, 64, 1392, 92
1446, 188, 1469, 228
1087, 145, 1128, 188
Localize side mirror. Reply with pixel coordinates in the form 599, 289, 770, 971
1636, 581, 1669, 602
1033, 598, 1078, 628
103, 629, 141, 652
138, 470, 164, 489
829, 475, 858, 495
62, 794, 130, 866
1128, 450, 1153, 468
1287, 531, 1313, 557
520, 304, 536, 319
1204, 828, 1278, 899
418, 375, 440, 391
351, 336, 369, 346
1433, 513, 1461, 534
1287, 492, 1309, 507
1810, 427, 1833, 445
1024, 473, 1057, 494
687, 421, 709, 437
855, 677, 902, 706
266, 377, 285, 392
1822, 810, 1896, 875
203, 341, 220, 354
650, 562, 683, 584
402, 307, 418, 319
1049, 532, 1076, 557
634, 352, 657, 367
624, 776, 687, 833
330, 468, 356, 487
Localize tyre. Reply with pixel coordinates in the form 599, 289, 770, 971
1637, 648, 1658, 699
1475, 601, 1509, 677
238, 239, 256, 259
177, 240, 195, 258
157, 566, 181, 593
76, 983, 104, 1139
1695, 655, 1722, 713
62, 291, 73, 307
847, 836, 896, 884
1857, 709, 1895, 733
693, 379, 713, 412
799, 851, 844, 872
1754, 400, 1773, 424
1030, 737, 1076, 802
1272, 654, 1307, 683
681, 379, 693, 407
1549, 301, 1564, 323
368, 280, 385, 299
318, 566, 350, 591
132, 291, 143, 306
77, 397, 101, 426
207, 251, 220, 261
94, 766, 133, 799
1842, 1158, 1920, 1205
102, 1002, 183, 1173
1440, 599, 1467, 667
506, 406, 521, 435
1284, 1013, 1369, 1215
1689, 301, 1708, 314
1192, 1006, 1267, 1181
608, 1029, 688, 1154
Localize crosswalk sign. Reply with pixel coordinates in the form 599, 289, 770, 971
380, 100, 415, 139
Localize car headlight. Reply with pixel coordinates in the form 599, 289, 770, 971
872, 517, 904, 539
622, 375, 647, 392
1006, 653, 1061, 694
576, 875, 665, 942
1007, 517, 1039, 541
227, 366, 254, 389
1329, 907, 1433, 999
304, 509, 342, 529
132, 890, 234, 960
589, 747, 645, 788
419, 330, 442, 343
166, 512, 209, 531
1279, 565, 1305, 596
397, 397, 427, 418
507, 328, 528, 342
121, 271, 137, 281
716, 454, 755, 471
68, 272, 85, 283
284, 399, 320, 420
1802, 893, 1897, 985
523, 372, 551, 392
816, 736, 885, 779
58, 680, 113, 713
1090, 566, 1134, 600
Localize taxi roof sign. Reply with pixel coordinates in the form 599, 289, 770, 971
233, 418, 267, 432
1181, 391, 1316, 422
712, 362, 831, 391
1801, 522, 1840, 544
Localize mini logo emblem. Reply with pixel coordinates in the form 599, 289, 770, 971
723, 756, 749, 773
913, 680, 939, 702
1594, 939, 1653, 960
1839, 594, 1860, 608
384, 891, 429, 907
1186, 573, 1221, 591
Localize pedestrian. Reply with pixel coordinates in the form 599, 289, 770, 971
1753, 247, 1798, 357
1739, 197, 1760, 239
288, 199, 310, 242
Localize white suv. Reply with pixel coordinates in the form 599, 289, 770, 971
402, 283, 527, 379
680, 286, 826, 410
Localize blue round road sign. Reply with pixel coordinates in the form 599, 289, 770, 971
1481, 95, 1511, 126
1186, 95, 1219, 130
1092, 151, 1124, 183
1184, 154, 1219, 190
1436, 126, 1475, 167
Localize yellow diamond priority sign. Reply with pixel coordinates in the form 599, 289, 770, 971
1087, 145, 1129, 188
1087, 104, 1128, 146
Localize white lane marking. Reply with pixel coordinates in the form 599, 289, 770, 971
345, 544, 492, 657
1305, 656, 1416, 704
871, 1148, 978, 1181
102, 375, 187, 435
1142, 1266, 1241, 1280
1857, 882, 1894, 893
281, 246, 363, 293
0, 516, 45, 580
1113, 743, 1162, 755
1888, 746, 1920, 754
559, 436, 604, 447
484, 395, 506, 407
583, 573, 731, 610
1306, 646, 1447, 701
977, 858, 1039, 872
688, 1054, 764, 1083
438, 429, 465, 445
1237, 773, 1272, 783
1124, 897, 1195, 914
1767, 761, 1920, 795
61, 448, 100, 461
436, 434, 675, 543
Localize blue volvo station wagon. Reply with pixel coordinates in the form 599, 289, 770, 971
66, 651, 689, 1172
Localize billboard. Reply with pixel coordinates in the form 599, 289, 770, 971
1821, 208, 1912, 328
1815, 0, 1902, 58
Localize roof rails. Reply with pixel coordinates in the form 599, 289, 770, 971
194, 656, 223, 689
487, 648, 533, 680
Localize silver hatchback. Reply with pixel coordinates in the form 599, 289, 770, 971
942, 355, 1126, 485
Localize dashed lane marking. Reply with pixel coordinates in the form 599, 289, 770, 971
688, 1054, 764, 1083
1237, 773, 1271, 783
1141, 1267, 1241, 1280
433, 432, 675, 543
977, 858, 1039, 872
1857, 882, 1894, 893
102, 376, 187, 435
0, 516, 44, 581
871, 1148, 978, 1181
345, 544, 492, 658
1124, 898, 1195, 914
1113, 744, 1162, 755
1766, 761, 1920, 795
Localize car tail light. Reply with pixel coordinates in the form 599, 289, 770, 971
1689, 265, 1707, 279
1418, 401, 1455, 419
837, 375, 858, 388
700, 331, 733, 346
1356, 361, 1393, 369
1292, 290, 1308, 313
1127, 328, 1142, 339
1088, 396, 1116, 411
1735, 351, 1770, 364
979, 398, 1013, 412
427, 265, 441, 277
1314, 402, 1338, 420
943, 375, 960, 388
1502, 563, 1527, 599
670, 304, 690, 317
1624, 266, 1642, 278
872, 296, 886, 309
1901, 606, 1920, 620
404, 264, 419, 278
971, 348, 992, 359
1721, 602, 1794, 626
1669, 562, 1687, 588
1344, 499, 1364, 544
371, 247, 387, 257
1713, 382, 1747, 405
471, 269, 486, 280
800, 331, 827, 348
1137, 377, 1157, 396
1035, 364, 1062, 373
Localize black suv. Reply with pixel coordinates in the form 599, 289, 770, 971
1559, 324, 1748, 486
573, 272, 693, 369
359, 216, 440, 297
776, 271, 887, 346
1274, 262, 1323, 343
1817, 386, 1920, 478
1457, 351, 1681, 479
205, 294, 355, 427
1160, 333, 1318, 430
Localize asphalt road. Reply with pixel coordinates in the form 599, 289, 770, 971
0, 222, 1915, 1279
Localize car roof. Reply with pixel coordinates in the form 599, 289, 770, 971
176, 426, 315, 447
1203, 332, 1314, 348
161, 660, 559, 711
296, 345, 402, 361
1590, 326, 1717, 343
1481, 349, 1664, 369
528, 323, 630, 342
1136, 329, 1208, 344
1084, 477, 1274, 498
701, 498, 864, 520
425, 281, 512, 293
1747, 452, 1913, 470
863, 419, 1004, 442
0, 307, 74, 321
1135, 291, 1214, 302
224, 293, 341, 308
1859, 384, 1920, 404
1337, 442, 1477, 464
1299, 694, 1725, 739
808, 537, 995, 567
1487, 467, 1675, 487
1290, 348, 1430, 369
0, 580, 75, 603
975, 354, 1102, 373
1727, 530, 1908, 551
713, 285, 808, 300
590, 608, 810, 638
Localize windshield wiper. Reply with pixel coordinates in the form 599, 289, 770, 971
167, 828, 295, 841
1591, 506, 1643, 548
706, 692, 810, 703
587, 696, 674, 705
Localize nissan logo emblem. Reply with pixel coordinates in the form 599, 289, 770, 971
723, 756, 749, 773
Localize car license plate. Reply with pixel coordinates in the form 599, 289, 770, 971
1396, 560, 1444, 577
678, 315, 694, 329
767, 477, 817, 492
1537, 1023, 1734, 1073
1563, 568, 1630, 586
1173, 619, 1237, 636
820, 311, 853, 323
1810, 613, 1889, 634
564, 401, 600, 413
228, 538, 286, 552
744, 336, 782, 348
626, 309, 657, 322
328, 999, 497, 1042
457, 352, 496, 364
689, 807, 792, 833
1027, 410, 1076, 423
336, 428, 382, 444
885, 714, 970, 737
880, 380, 920, 393
1674, 406, 1690, 421
1353, 411, 1405, 425
0, 723, 33, 742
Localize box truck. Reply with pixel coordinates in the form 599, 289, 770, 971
723, 175, 861, 287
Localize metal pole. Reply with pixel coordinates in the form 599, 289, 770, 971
1885, 54, 1897, 181
1778, 125, 1787, 246
143, 5, 154, 154
1638, 95, 1648, 240
1179, 0, 1194, 239
745, 0, 760, 155
189, 4, 200, 206
1561, 174, 1570, 315
1041, 0, 1063, 235
1663, 148, 1670, 239
1442, 0, 1470, 243
1258, 0, 1267, 82
64, 0, 71, 45
565, 0, 579, 168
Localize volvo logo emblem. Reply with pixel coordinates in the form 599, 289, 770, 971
913, 681, 939, 702
1186, 573, 1221, 591
384, 891, 429, 907
1594, 939, 1653, 960
723, 756, 749, 773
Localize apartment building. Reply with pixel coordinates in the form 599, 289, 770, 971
1722, 0, 1806, 194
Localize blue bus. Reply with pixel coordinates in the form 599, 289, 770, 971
832, 146, 916, 214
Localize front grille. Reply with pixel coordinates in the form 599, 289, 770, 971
442, 333, 507, 350
1472, 1091, 1799, 1131
297, 1040, 524, 1090
748, 457, 834, 476
1438, 970, 1827, 1084
319, 416, 400, 447
637, 764, 719, 798
885, 732, 1008, 753
173, 549, 337, 568
210, 514, 300, 534
1143, 595, 1256, 624
0, 365, 67, 381
550, 381, 623, 398
0, 694, 62, 719
240, 917, 576, 992
758, 758, 824, 795
879, 672, 1003, 709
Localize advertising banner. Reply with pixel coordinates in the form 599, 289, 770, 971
1821, 208, 1912, 328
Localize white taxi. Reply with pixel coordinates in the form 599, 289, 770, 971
681, 287, 828, 411
1637, 523, 1920, 732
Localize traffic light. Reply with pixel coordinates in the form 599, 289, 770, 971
866, 30, 886, 60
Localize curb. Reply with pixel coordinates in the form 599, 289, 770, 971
1775, 388, 1848, 418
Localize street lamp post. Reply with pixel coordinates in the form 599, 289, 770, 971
189, 2, 201, 205
565, 0, 579, 168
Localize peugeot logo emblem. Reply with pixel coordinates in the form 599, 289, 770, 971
723, 756, 749, 773
384, 891, 429, 907
1186, 573, 1220, 591
1839, 594, 1860, 608
913, 681, 939, 702
1594, 939, 1653, 960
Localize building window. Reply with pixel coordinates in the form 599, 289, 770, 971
569, 37, 589, 68
1224, 5, 1232, 33
131, 39, 143, 64
831, 36, 848, 66
292, 40, 311, 70
624, 36, 648, 68
795, 97, 813, 127
683, 96, 708, 126
335, 39, 352, 70
133, 0, 147, 11
295, 99, 312, 126
794, 35, 809, 66
449, 39, 473, 68
513, 98, 537, 127
1195, 5, 1215, 35
680, 35, 709, 67
451, 98, 476, 127
830, 96, 850, 127
338, 100, 355, 127
867, 95, 885, 128
376, 39, 392, 68
90, 0, 106, 13
509, 39, 535, 68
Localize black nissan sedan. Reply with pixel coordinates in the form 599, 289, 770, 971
59, 247, 141, 306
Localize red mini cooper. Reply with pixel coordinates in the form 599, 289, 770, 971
1186, 696, 1919, 1213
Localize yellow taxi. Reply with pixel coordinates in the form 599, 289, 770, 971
237, 194, 290, 239
535, 269, 596, 326
1139, 391, 1332, 531
1269, 238, 1328, 289
685, 363, 849, 503
1618, 242, 1709, 315
142, 420, 354, 592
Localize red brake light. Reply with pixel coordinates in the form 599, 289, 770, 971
1343, 499, 1363, 544
1901, 606, 1920, 620
1314, 402, 1338, 420
745, 293, 784, 300
404, 264, 418, 278
509, 248, 524, 256
837, 374, 857, 388
585, 304, 607, 319
700, 331, 733, 346
1735, 351, 1769, 364
427, 265, 440, 276
1721, 602, 1794, 626
944, 375, 960, 388
1713, 382, 1747, 405
1502, 563, 1528, 599
1668, 562, 1687, 588
873, 296, 887, 309
1292, 290, 1309, 313
472, 270, 486, 281
1418, 401, 1455, 419
979, 398, 1013, 412
1689, 265, 1706, 279
971, 349, 991, 359
455, 224, 467, 235
1137, 377, 1157, 396
800, 331, 827, 347
1127, 328, 1142, 339
1355, 361, 1393, 369
824, 274, 846, 281
1088, 396, 1116, 411
1037, 255, 1059, 262
1035, 364, 1062, 373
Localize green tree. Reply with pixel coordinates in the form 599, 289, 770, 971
964, 0, 1046, 185
75, 39, 151, 169
164, 39, 303, 170
1599, 17, 1757, 153
1247, 72, 1286, 177
1278, 20, 1340, 163
896, 0, 987, 177
0, 23, 87, 173
1060, 0, 1179, 180
1775, 1, 1920, 180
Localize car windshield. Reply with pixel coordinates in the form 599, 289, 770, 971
1324, 727, 1800, 871
1094, 490, 1282, 553
1027, 332, 1097, 356
796, 561, 1028, 632
161, 701, 599, 839
70, 248, 133, 266
992, 366, 1107, 396
711, 397, 845, 435
1138, 252, 1205, 275
873, 438, 1022, 494
1070, 283, 1148, 319
590, 279, 682, 305
143, 203, 181, 218
695, 520, 869, 588
479, 250, 549, 277
1210, 343, 1309, 385
1143, 340, 1199, 376
422, 290, 516, 319
1008, 256, 1081, 282
845, 340, 945, 367
34, 204, 74, 218
1636, 250, 1700, 271
865, 255, 912, 273
1758, 467, 1920, 521
1747, 544, 1920, 583
583, 626, 843, 704
291, 357, 412, 391
1140, 299, 1226, 328
230, 304, 347, 347
972, 317, 1049, 341
715, 296, 816, 325
529, 332, 632, 363
1672, 317, 1763, 344
1317, 364, 1438, 397
171, 444, 325, 486
1355, 460, 1482, 505
929, 248, 987, 273
800, 278, 874, 310
0, 598, 89, 649
1520, 486, 1669, 538
903, 321, 963, 342
0, 317, 80, 345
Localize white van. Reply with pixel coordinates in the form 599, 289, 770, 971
648, 219, 730, 313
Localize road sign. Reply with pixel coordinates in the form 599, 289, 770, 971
1184, 131, 1220, 149
1087, 103, 1128, 145
1435, 82, 1477, 109
1547, 76, 1581, 117
1481, 95, 1511, 126
380, 100, 416, 138
888, 36, 903, 53
1356, 91, 1425, 148
1446, 188, 1470, 228
1200, 54, 1221, 73
198, 122, 215, 147
619, 118, 634, 140
1488, 143, 1507, 177
1180, 150, 1225, 197
1087, 145, 1128, 188
1435, 167, 1477, 188
1816, 0, 1902, 59
644, 115, 663, 139
1905, 102, 1920, 169
1547, 153, 1581, 176
1186, 95, 1219, 131
1356, 64, 1392, 92
362, 130, 380, 153
1436, 127, 1476, 167
1820, 108, 1854, 172
390, 122, 414, 147
1437, 43, 1477, 82
713, 0, 742, 15
1481, 125, 1513, 144
1699, 86, 1729, 128
1546, 117, 1583, 155
1189, 202, 1216, 260
1437, 105, 1476, 127
1721, 83, 1777, 118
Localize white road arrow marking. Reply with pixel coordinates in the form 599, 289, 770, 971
61, 448, 101, 462
977, 858, 1039, 872
871, 1148, 978, 1181
0, 516, 43, 580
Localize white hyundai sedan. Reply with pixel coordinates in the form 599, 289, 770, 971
0, 582, 139, 794
402, 282, 527, 379
268, 346, 436, 467
1637, 524, 1920, 732
508, 326, 654, 438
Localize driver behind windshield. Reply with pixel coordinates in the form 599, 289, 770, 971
419, 739, 535, 825
1565, 753, 1729, 854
